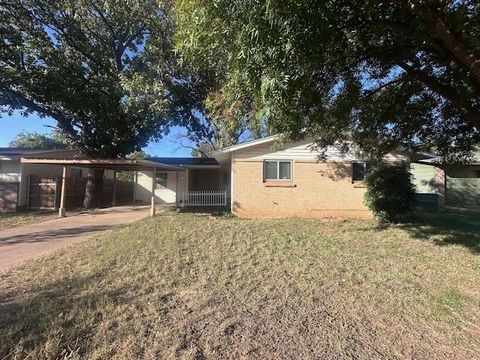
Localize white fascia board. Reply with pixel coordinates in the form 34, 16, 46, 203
212, 135, 279, 156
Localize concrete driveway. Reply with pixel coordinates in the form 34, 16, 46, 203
0, 205, 150, 272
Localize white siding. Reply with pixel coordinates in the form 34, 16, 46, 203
135, 170, 187, 204
0, 160, 20, 183
411, 163, 437, 194
233, 139, 407, 162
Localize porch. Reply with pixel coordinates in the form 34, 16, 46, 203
134, 157, 230, 208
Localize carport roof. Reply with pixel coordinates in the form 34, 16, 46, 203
20, 158, 185, 172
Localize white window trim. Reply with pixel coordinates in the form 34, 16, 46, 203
264, 160, 293, 181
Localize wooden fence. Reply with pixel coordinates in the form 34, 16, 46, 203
28, 175, 134, 209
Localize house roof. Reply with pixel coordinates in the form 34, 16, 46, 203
0, 148, 80, 161
0, 148, 74, 156
212, 135, 279, 155
147, 157, 219, 167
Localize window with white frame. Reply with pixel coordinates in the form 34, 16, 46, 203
156, 172, 168, 188
264, 160, 292, 181
352, 162, 373, 182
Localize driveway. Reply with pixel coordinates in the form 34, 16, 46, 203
0, 205, 150, 272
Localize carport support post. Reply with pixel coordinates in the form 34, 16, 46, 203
112, 170, 117, 206
150, 167, 156, 217
59, 166, 67, 217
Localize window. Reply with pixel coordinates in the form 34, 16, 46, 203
264, 160, 292, 181
156, 172, 168, 188
352, 162, 373, 182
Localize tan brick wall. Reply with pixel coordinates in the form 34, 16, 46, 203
232, 159, 373, 219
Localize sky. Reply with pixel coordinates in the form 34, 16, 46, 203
0, 111, 194, 157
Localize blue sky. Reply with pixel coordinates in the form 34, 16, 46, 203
0, 111, 193, 157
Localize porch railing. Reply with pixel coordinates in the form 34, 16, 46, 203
182, 190, 227, 207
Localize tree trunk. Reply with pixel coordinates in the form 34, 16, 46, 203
83, 168, 105, 209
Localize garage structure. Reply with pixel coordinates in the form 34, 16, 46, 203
20, 158, 184, 217
413, 153, 480, 208
0, 148, 230, 214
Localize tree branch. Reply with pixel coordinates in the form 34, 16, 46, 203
0, 86, 83, 144
396, 0, 480, 86
399, 63, 480, 129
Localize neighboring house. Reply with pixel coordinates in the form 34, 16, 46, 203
1, 136, 410, 218
412, 152, 480, 207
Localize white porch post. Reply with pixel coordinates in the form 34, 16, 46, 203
150, 167, 156, 217
175, 171, 179, 207
133, 171, 138, 202
112, 170, 117, 206
59, 165, 67, 217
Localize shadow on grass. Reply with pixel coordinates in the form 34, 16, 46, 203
399, 208, 480, 253
177, 206, 231, 217
0, 271, 141, 359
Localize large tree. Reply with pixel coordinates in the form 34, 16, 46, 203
174, 0, 480, 161
0, 0, 186, 207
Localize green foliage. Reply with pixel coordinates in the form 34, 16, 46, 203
9, 130, 72, 150
364, 164, 416, 223
116, 151, 150, 181
0, 0, 187, 158
174, 0, 480, 161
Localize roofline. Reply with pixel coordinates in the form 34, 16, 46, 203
418, 157, 480, 165
212, 135, 279, 155
183, 164, 221, 169
20, 158, 185, 171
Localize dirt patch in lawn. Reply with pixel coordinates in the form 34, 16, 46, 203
0, 212, 479, 359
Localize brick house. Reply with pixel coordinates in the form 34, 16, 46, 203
1, 136, 409, 218
212, 135, 408, 219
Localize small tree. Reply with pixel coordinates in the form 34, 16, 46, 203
10, 130, 72, 150
364, 164, 416, 223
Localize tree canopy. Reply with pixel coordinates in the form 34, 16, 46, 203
174, 0, 480, 161
0, 0, 185, 158
9, 130, 72, 150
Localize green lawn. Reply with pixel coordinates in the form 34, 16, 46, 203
0, 211, 56, 231
1, 210, 479, 359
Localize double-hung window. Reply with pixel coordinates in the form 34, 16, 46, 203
264, 160, 292, 181
352, 162, 373, 182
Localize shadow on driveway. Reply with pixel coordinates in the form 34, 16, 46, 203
0, 225, 114, 247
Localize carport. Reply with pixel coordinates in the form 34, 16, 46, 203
20, 158, 185, 217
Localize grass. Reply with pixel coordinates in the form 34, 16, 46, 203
0, 210, 56, 231
0, 210, 479, 359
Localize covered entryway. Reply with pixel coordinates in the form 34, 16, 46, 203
20, 158, 184, 217
183, 167, 228, 206
134, 157, 231, 208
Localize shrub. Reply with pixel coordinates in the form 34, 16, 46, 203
364, 163, 416, 223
